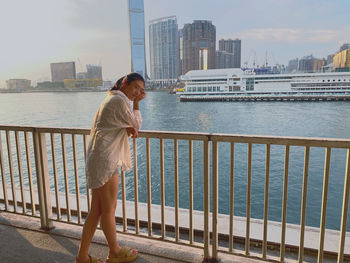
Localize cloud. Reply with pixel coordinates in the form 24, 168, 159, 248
240, 28, 350, 43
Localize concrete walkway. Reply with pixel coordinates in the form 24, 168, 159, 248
0, 211, 264, 263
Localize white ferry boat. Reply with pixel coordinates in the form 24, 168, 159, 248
178, 68, 350, 102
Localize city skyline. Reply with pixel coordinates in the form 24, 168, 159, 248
0, 0, 349, 88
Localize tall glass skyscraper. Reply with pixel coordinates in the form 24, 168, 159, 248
149, 16, 179, 80
128, 0, 147, 79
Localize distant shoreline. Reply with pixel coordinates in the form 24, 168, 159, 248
0, 87, 173, 94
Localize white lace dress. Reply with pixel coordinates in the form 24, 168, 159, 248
85, 90, 142, 189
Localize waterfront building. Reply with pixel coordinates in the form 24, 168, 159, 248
218, 38, 241, 68
313, 58, 325, 72
149, 16, 179, 80
182, 20, 216, 74
146, 78, 178, 89
178, 68, 350, 103
6, 79, 31, 90
86, 64, 103, 80
128, 0, 147, 79
76, 72, 88, 79
333, 49, 350, 71
50, 62, 76, 82
36, 81, 64, 90
63, 79, 102, 89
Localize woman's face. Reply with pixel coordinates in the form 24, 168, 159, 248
121, 80, 145, 101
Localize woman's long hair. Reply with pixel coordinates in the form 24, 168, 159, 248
110, 72, 145, 91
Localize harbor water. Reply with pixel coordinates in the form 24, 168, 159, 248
0, 91, 350, 231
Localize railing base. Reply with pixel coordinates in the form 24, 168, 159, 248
40, 225, 55, 231
202, 257, 220, 263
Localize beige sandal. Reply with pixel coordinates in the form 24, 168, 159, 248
106, 247, 138, 263
75, 255, 104, 263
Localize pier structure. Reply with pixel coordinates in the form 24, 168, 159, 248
179, 93, 350, 102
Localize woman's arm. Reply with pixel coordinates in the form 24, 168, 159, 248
132, 91, 146, 129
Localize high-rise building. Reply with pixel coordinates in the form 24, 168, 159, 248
86, 64, 103, 80
128, 0, 147, 79
6, 79, 31, 90
326, 54, 334, 65
340, 43, 350, 52
216, 51, 234, 69
218, 38, 241, 68
298, 55, 315, 72
182, 20, 216, 74
178, 29, 183, 76
149, 16, 179, 80
50, 62, 76, 82
313, 59, 324, 72
333, 49, 350, 71
287, 58, 299, 72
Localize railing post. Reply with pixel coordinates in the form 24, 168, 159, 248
33, 130, 53, 230
212, 140, 219, 260
337, 148, 350, 263
0, 132, 9, 210
203, 138, 210, 261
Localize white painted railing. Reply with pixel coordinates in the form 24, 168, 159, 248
0, 125, 349, 262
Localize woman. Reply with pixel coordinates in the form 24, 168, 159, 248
75, 72, 146, 263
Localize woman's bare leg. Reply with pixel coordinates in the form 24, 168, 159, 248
98, 173, 137, 258
98, 173, 122, 256
76, 189, 103, 262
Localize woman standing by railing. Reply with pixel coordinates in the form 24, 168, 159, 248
75, 72, 146, 263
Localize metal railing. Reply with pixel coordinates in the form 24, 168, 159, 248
0, 125, 349, 262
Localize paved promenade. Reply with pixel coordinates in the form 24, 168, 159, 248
0, 211, 264, 263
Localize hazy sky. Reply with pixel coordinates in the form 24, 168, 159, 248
0, 0, 349, 88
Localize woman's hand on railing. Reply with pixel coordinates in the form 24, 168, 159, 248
126, 127, 138, 138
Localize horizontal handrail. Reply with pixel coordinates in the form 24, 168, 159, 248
2, 125, 350, 147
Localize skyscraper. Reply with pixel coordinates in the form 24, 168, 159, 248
182, 20, 216, 74
218, 38, 241, 68
128, 0, 147, 79
149, 16, 179, 80
340, 43, 350, 52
